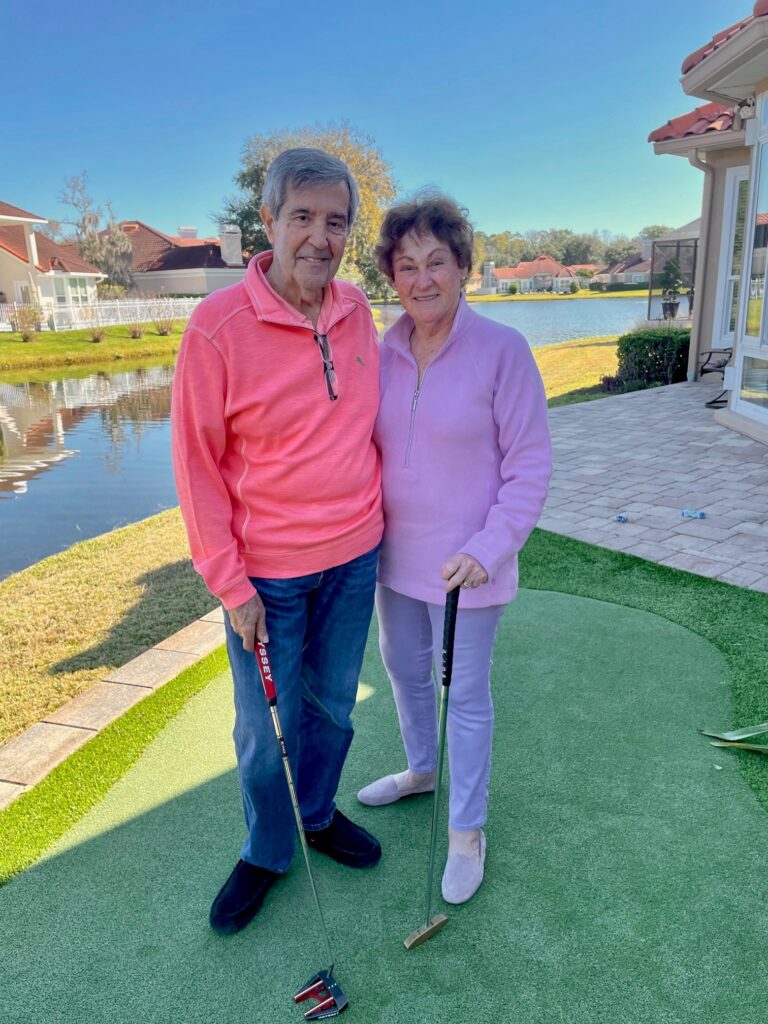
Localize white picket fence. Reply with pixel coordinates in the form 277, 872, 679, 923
0, 297, 202, 332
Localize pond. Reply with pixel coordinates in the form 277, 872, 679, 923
0, 295, 687, 579
377, 294, 686, 344
0, 366, 177, 579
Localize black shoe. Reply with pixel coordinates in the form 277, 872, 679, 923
209, 860, 279, 935
305, 809, 382, 868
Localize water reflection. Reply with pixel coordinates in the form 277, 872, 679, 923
0, 365, 177, 578
0, 367, 174, 496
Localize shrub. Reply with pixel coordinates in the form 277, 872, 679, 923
589, 281, 647, 292
508, 282, 519, 295
153, 317, 175, 336
97, 282, 126, 300
89, 327, 106, 343
128, 323, 146, 339
12, 305, 43, 341
601, 326, 690, 393
569, 281, 579, 294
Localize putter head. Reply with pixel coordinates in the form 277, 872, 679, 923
403, 913, 448, 950
294, 968, 349, 1020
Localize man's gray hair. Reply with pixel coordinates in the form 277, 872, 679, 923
263, 147, 359, 227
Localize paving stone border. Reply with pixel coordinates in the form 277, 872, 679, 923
0, 606, 225, 812
540, 378, 768, 591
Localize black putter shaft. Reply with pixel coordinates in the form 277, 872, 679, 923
404, 586, 460, 950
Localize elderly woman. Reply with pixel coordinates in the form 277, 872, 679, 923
357, 194, 551, 904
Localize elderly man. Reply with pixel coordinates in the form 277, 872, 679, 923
172, 148, 383, 934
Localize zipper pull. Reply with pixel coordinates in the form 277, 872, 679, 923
411, 388, 419, 412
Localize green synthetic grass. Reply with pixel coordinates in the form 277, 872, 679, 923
3, 584, 768, 1023
0, 645, 228, 885
4, 528, 768, 896
521, 531, 768, 808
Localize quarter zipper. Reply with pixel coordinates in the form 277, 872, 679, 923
404, 366, 430, 467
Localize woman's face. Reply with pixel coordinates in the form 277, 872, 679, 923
391, 231, 466, 331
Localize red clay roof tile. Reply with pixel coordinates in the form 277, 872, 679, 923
0, 201, 47, 222
0, 226, 101, 273
648, 101, 735, 143
681, 3, 768, 75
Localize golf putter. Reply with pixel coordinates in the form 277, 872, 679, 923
404, 585, 460, 950
254, 643, 349, 1020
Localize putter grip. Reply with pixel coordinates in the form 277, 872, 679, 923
255, 643, 277, 705
441, 587, 460, 689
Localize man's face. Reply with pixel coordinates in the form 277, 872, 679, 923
261, 180, 350, 295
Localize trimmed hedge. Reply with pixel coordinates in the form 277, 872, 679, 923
601, 326, 691, 393
589, 282, 647, 292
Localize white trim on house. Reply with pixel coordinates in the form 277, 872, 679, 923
732, 91, 768, 426
712, 165, 749, 348
131, 266, 246, 296
652, 129, 747, 157
682, 19, 768, 105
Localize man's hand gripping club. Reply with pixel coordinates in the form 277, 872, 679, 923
228, 592, 269, 652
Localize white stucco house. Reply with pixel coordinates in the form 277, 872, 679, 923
494, 256, 577, 294
110, 221, 246, 296
650, 0, 768, 442
0, 202, 102, 320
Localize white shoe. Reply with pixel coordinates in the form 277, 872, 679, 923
441, 829, 486, 904
356, 770, 435, 807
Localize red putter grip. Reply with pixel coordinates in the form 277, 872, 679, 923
255, 643, 277, 704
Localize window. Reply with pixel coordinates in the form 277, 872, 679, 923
716, 169, 749, 343
740, 356, 768, 410
745, 146, 768, 339
54, 278, 67, 306
68, 277, 88, 306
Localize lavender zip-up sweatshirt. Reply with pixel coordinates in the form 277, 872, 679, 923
374, 296, 552, 608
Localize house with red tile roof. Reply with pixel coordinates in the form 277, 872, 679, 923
650, 1, 768, 442
593, 253, 651, 286
107, 220, 245, 295
0, 202, 102, 318
493, 255, 577, 294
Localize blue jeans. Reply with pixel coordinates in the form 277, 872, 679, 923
223, 545, 378, 872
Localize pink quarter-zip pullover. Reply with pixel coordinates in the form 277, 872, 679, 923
172, 251, 383, 609
375, 296, 551, 607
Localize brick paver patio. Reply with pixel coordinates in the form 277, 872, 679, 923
541, 378, 768, 591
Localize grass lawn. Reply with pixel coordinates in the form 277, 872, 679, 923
0, 322, 186, 371
534, 334, 617, 406
0, 510, 213, 746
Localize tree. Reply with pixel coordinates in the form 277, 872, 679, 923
98, 208, 134, 289
218, 121, 397, 293
638, 224, 674, 240
603, 239, 638, 268
58, 172, 102, 243
58, 174, 133, 288
659, 258, 683, 295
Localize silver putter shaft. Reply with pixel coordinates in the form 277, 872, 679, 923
254, 644, 348, 1019
404, 586, 459, 950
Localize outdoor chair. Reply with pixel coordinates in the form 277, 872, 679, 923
699, 347, 732, 409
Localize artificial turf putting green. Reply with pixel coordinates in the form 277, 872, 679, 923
3, 588, 768, 1024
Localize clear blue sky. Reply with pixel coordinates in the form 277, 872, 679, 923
0, 0, 752, 239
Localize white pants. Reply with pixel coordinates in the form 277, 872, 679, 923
375, 584, 505, 830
